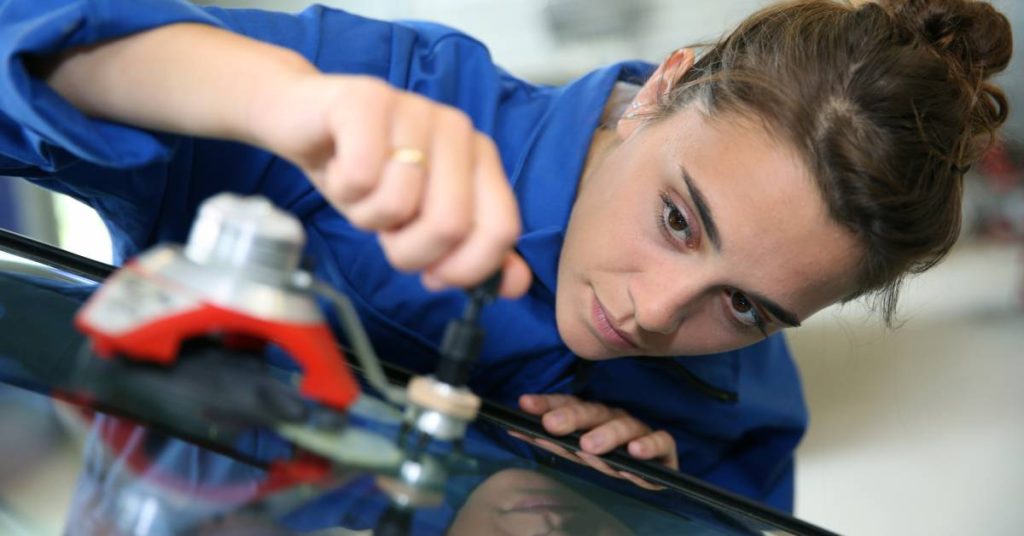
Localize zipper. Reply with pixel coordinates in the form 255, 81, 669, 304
571, 357, 739, 404
637, 357, 739, 404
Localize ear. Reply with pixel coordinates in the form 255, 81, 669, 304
616, 48, 695, 140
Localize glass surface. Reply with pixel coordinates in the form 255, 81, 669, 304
0, 238, 834, 535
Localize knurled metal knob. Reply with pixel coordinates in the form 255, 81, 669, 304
183, 193, 305, 283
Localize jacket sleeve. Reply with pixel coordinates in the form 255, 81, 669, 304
0, 0, 226, 172
0, 0, 237, 261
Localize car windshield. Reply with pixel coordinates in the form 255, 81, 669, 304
0, 234, 834, 536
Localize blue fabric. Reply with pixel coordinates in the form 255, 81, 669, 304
0, 177, 21, 231
0, 0, 807, 511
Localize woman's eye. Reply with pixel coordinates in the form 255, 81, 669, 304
660, 194, 694, 244
728, 291, 761, 328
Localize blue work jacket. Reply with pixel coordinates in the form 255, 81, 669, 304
0, 0, 807, 511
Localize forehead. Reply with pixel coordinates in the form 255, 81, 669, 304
653, 107, 861, 316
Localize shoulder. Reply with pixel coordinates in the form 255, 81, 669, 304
198, 5, 495, 82
393, 19, 490, 54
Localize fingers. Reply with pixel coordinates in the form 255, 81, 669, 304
323, 77, 393, 204
627, 430, 679, 470
518, 394, 678, 470
265, 75, 527, 294
579, 415, 650, 454
518, 393, 581, 415
498, 252, 532, 298
514, 391, 678, 491
419, 135, 522, 292
313, 77, 529, 295
378, 106, 474, 271
341, 94, 432, 229
519, 394, 624, 437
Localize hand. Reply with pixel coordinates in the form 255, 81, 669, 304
512, 394, 678, 491
251, 73, 531, 298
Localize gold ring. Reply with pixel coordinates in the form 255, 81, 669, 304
390, 147, 427, 167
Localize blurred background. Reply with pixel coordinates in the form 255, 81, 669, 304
1, 1, 1021, 534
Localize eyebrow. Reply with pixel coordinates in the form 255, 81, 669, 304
680, 167, 721, 252
747, 291, 803, 328
678, 165, 802, 329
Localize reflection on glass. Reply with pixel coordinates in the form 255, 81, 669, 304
450, 468, 632, 536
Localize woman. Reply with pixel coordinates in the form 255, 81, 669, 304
0, 0, 1011, 512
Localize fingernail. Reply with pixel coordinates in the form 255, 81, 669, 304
548, 412, 565, 428
585, 433, 605, 450
630, 442, 646, 457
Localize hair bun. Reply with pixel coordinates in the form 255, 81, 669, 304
882, 0, 1012, 81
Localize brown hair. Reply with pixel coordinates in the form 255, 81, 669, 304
658, 0, 1012, 324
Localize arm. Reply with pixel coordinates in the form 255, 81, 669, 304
28, 22, 531, 297
28, 23, 311, 150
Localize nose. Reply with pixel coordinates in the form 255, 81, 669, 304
628, 268, 705, 335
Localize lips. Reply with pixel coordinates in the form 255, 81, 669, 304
591, 294, 638, 351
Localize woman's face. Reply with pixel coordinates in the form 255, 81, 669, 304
556, 104, 862, 359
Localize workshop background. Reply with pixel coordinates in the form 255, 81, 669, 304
1, 1, 1021, 535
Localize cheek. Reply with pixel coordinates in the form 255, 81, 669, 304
577, 193, 653, 262
647, 283, 764, 355
665, 318, 758, 355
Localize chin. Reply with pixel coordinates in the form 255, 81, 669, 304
555, 314, 599, 360
571, 345, 610, 361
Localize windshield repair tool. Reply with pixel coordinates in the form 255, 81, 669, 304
74, 193, 403, 413
403, 273, 501, 444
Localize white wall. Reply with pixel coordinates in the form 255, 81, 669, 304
789, 242, 1024, 535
